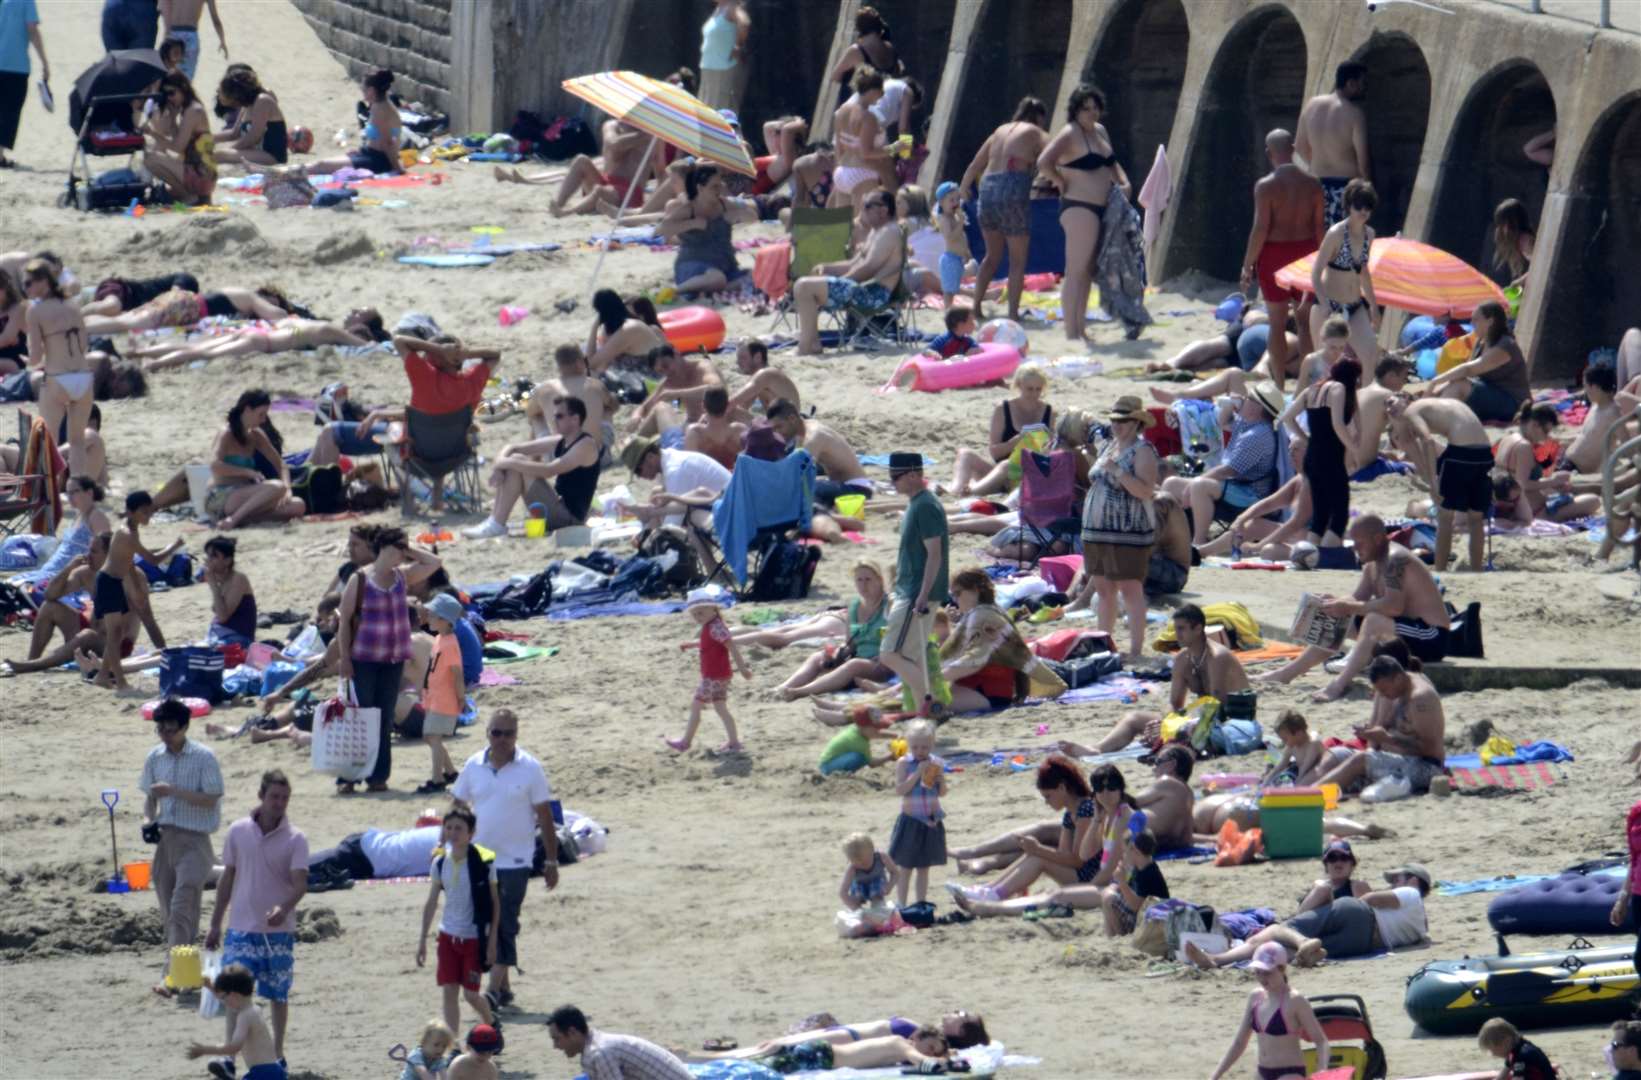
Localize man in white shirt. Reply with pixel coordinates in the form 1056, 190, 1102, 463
620, 435, 733, 566
451, 708, 558, 1012
548, 1004, 692, 1080
1183, 863, 1430, 969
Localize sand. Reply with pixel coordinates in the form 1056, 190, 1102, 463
2, 5, 1638, 1079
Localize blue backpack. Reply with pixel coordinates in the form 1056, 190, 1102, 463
158, 647, 226, 703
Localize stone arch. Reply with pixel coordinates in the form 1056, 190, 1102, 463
1165, 5, 1307, 281
855, 0, 958, 128
1350, 32, 1432, 235
1538, 92, 1641, 381
943, 0, 1074, 178
1427, 60, 1557, 283
1085, 0, 1189, 187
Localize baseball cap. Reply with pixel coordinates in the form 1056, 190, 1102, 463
1248, 941, 1289, 972
1384, 864, 1433, 889
468, 1024, 503, 1053
1323, 839, 1355, 862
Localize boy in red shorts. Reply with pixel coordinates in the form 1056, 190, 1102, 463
417, 807, 498, 1034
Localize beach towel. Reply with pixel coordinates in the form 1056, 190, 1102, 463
1351, 457, 1414, 483
397, 254, 495, 268
1446, 761, 1558, 790
1094, 188, 1152, 336
1169, 399, 1222, 469
1435, 874, 1558, 897
1445, 741, 1573, 769
1136, 143, 1171, 251
1233, 642, 1307, 665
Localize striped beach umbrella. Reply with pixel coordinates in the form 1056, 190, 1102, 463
562, 70, 755, 177
1273, 236, 1507, 318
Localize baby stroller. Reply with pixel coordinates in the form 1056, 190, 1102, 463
61, 49, 166, 212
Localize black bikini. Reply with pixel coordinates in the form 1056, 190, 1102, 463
1000, 400, 1053, 443
1060, 131, 1117, 217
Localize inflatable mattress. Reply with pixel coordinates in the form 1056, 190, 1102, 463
1488, 868, 1635, 936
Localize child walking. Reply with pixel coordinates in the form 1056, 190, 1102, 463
933, 181, 973, 310
416, 808, 498, 1036
96, 490, 183, 692
889, 719, 947, 907
417, 593, 467, 794
838, 831, 900, 935
665, 589, 751, 753
397, 1019, 455, 1080
186, 964, 286, 1080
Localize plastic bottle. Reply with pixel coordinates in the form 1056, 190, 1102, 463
498, 305, 530, 327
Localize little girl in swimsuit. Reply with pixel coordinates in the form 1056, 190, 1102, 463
1207, 941, 1329, 1080
837, 832, 899, 936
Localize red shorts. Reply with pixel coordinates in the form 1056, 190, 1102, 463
1256, 238, 1317, 304
435, 931, 482, 991
602, 172, 633, 204
750, 154, 777, 196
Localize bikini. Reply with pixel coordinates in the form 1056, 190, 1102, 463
832, 121, 878, 194
1249, 991, 1304, 1080
1000, 400, 1053, 444
1060, 132, 1116, 217
1324, 228, 1371, 318
41, 318, 93, 400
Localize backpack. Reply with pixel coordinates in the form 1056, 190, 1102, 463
1446, 601, 1484, 658
748, 536, 820, 601
637, 526, 703, 594
159, 647, 226, 703
292, 464, 346, 514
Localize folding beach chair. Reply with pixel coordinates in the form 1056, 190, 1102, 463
768, 206, 853, 339
701, 450, 819, 598
0, 411, 61, 538
388, 407, 482, 517
828, 228, 917, 354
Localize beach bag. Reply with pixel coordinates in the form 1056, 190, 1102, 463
1164, 903, 1214, 958
292, 464, 346, 514
1161, 696, 1221, 754
1446, 601, 1484, 659
159, 647, 226, 703
1044, 651, 1123, 690
748, 536, 821, 601
310, 680, 380, 781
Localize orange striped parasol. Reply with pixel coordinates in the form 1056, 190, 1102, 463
1273, 236, 1507, 318
561, 70, 754, 177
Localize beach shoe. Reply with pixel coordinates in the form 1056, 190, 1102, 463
415, 780, 447, 794
462, 518, 509, 539
206, 1059, 236, 1079
662, 736, 691, 753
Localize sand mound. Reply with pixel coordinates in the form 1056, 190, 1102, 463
0, 896, 164, 959
312, 229, 375, 265
132, 215, 271, 260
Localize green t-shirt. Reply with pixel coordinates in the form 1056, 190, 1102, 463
894, 489, 949, 604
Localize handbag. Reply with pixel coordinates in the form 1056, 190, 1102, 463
158, 647, 226, 703
309, 680, 380, 781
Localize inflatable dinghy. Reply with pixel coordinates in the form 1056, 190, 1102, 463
1404, 940, 1638, 1034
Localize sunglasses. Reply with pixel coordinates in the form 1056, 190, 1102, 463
488, 728, 517, 738
1090, 779, 1122, 792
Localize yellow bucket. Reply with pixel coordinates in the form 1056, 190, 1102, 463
167, 945, 203, 990
1320, 783, 1340, 811
524, 517, 547, 539
834, 493, 866, 518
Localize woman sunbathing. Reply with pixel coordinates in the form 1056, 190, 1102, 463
131, 308, 385, 372
693, 1010, 989, 1059
84, 285, 300, 337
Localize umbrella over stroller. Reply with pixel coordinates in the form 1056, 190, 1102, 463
69, 49, 166, 134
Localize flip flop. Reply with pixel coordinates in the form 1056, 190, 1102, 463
702, 1037, 738, 1052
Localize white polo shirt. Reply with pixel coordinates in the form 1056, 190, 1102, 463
451, 747, 553, 869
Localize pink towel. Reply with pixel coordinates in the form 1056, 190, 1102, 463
1038, 554, 1083, 593
1136, 144, 1171, 250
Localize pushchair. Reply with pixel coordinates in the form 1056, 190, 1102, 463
61, 49, 166, 212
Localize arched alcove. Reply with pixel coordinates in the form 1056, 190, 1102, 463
1427, 61, 1557, 283
1165, 6, 1307, 281
615, 7, 694, 82
1351, 33, 1432, 235
740, 0, 844, 136
1086, 0, 1189, 186
943, 0, 1073, 179
858, 0, 959, 126
1538, 93, 1641, 381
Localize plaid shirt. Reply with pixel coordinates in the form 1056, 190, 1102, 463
898, 754, 946, 825
581, 1029, 693, 1080
139, 738, 224, 834
1224, 416, 1277, 496
350, 568, 412, 664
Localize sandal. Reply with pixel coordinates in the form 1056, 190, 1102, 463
334, 779, 357, 794
702, 1037, 739, 1052
415, 780, 447, 794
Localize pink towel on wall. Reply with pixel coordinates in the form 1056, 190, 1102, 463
1136, 144, 1172, 250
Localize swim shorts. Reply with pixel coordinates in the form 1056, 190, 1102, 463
822, 277, 890, 312
978, 171, 1031, 237
1256, 238, 1317, 304
1320, 177, 1351, 228
435, 930, 482, 991
939, 251, 965, 295
170, 27, 201, 81
1143, 553, 1189, 599
659, 426, 686, 451
222, 929, 296, 1002
327, 420, 389, 457
1436, 443, 1492, 514
92, 570, 129, 620
1364, 749, 1447, 794
1392, 616, 1450, 663
348, 147, 394, 174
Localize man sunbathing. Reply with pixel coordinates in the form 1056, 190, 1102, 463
1562, 365, 1638, 495
702, 1029, 969, 1073
1131, 745, 1196, 851
1057, 605, 1249, 756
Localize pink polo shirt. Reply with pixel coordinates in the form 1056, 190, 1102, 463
1627, 799, 1640, 897
221, 810, 310, 934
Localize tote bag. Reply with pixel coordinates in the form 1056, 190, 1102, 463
309, 680, 380, 781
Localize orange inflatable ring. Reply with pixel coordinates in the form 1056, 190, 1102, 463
141, 696, 212, 720
659, 306, 726, 353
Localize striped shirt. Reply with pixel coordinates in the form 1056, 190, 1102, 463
581, 1028, 693, 1080
351, 568, 412, 664
139, 739, 224, 834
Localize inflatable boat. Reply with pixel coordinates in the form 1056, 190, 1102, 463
1404, 940, 1638, 1034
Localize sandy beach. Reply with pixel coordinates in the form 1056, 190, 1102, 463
1, 5, 1638, 1079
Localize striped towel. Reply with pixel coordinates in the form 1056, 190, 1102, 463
1448, 761, 1558, 790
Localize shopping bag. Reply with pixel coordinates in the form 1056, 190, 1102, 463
309, 680, 380, 781
197, 949, 223, 1019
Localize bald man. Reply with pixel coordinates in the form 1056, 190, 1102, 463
1241, 129, 1324, 390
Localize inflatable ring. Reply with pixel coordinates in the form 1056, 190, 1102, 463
659, 306, 726, 353
880, 342, 1022, 394
141, 696, 212, 720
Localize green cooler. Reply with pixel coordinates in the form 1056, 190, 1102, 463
1259, 786, 1324, 858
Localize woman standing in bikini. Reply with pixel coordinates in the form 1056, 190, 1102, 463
22, 258, 95, 477
829, 67, 888, 209
1207, 942, 1329, 1080
1039, 85, 1130, 345
959, 98, 1050, 324
1308, 178, 1379, 365
830, 6, 899, 108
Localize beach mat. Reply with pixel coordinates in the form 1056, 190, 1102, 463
398, 253, 495, 268
1447, 761, 1558, 790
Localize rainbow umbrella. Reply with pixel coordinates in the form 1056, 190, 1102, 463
1273, 236, 1507, 318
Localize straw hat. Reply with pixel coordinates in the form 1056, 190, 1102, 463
1106, 395, 1156, 428
1249, 381, 1285, 420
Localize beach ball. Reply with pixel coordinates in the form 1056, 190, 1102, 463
978, 318, 1027, 354
289, 126, 314, 154
1290, 541, 1320, 570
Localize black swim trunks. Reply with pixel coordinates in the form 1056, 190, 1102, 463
1393, 616, 1450, 663
93, 570, 130, 620
1436, 443, 1493, 514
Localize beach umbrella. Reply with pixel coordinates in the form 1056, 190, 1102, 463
562, 70, 756, 292
69, 49, 166, 134
1272, 236, 1507, 318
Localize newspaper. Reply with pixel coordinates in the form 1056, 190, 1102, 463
1291, 592, 1348, 650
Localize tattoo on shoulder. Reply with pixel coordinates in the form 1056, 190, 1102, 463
1384, 551, 1407, 591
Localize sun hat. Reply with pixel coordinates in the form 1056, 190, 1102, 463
1106, 395, 1156, 428
1385, 864, 1433, 889
424, 592, 465, 626
1249, 380, 1285, 420
1248, 941, 1290, 972
1323, 839, 1356, 862
467, 1024, 503, 1053
619, 436, 659, 475
685, 587, 723, 611
887, 451, 925, 473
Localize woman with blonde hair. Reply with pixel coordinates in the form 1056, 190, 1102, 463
776, 560, 892, 700
947, 363, 1055, 497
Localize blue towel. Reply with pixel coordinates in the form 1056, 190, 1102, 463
1351, 457, 1414, 483
712, 450, 816, 584
860, 452, 937, 468
1436, 874, 1558, 896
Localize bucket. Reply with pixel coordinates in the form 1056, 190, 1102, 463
1319, 782, 1340, 810
523, 517, 547, 539
834, 493, 866, 518
167, 945, 203, 990
184, 462, 213, 520
123, 860, 152, 889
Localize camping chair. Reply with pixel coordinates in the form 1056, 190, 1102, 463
388, 407, 482, 517
827, 225, 918, 353
0, 411, 61, 538
1015, 449, 1078, 564
701, 449, 817, 597
1300, 994, 1389, 1080
769, 206, 853, 339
